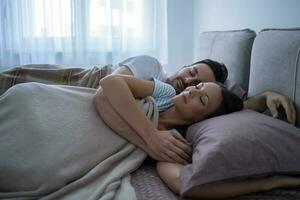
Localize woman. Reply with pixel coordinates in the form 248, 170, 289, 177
94, 75, 300, 199
94, 74, 243, 164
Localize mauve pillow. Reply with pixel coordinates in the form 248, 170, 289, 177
180, 110, 300, 196
224, 79, 247, 100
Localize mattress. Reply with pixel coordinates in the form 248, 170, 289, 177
131, 161, 300, 200
131, 160, 180, 200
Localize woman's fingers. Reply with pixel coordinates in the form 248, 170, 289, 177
147, 130, 192, 164
172, 132, 191, 144
146, 142, 180, 163
160, 154, 174, 163
155, 143, 190, 164
166, 136, 192, 164
169, 143, 191, 161
172, 136, 192, 155
166, 150, 188, 165
169, 133, 192, 163
172, 133, 192, 157
149, 149, 173, 163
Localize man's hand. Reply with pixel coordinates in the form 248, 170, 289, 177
265, 91, 296, 125
244, 91, 296, 125
144, 130, 192, 164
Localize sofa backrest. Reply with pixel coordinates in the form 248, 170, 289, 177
248, 28, 300, 127
196, 29, 256, 91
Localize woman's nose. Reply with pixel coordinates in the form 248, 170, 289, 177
189, 87, 203, 97
184, 77, 198, 87
189, 86, 202, 97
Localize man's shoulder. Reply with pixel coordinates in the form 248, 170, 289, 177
118, 55, 167, 81
120, 55, 159, 65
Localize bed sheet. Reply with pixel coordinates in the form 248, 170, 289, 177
131, 161, 300, 200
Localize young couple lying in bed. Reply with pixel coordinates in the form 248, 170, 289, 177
1, 55, 298, 199
93, 55, 299, 199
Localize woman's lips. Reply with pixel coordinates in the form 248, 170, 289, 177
183, 92, 188, 104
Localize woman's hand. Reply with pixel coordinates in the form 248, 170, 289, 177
144, 130, 192, 164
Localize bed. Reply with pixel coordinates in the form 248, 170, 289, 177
170, 28, 300, 199
1, 28, 300, 200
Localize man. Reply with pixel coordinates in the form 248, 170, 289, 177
113, 55, 296, 125
0, 55, 296, 163
113, 55, 227, 94
106, 55, 296, 164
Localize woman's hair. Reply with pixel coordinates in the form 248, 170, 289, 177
190, 59, 228, 83
206, 82, 244, 119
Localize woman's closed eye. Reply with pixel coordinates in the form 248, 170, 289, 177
200, 94, 209, 106
200, 95, 205, 105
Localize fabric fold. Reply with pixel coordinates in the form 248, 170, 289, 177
0, 82, 158, 200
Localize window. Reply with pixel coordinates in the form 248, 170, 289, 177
0, 0, 167, 67
33, 0, 72, 38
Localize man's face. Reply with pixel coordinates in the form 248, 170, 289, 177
167, 63, 216, 94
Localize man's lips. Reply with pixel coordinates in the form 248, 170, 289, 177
182, 92, 188, 104
177, 78, 185, 92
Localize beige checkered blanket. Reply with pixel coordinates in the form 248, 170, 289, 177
0, 64, 112, 95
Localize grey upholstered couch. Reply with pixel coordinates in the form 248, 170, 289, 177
132, 28, 300, 200
195, 28, 300, 127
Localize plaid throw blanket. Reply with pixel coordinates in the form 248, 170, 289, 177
0, 64, 112, 95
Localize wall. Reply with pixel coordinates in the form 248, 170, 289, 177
165, 0, 195, 75
193, 0, 300, 59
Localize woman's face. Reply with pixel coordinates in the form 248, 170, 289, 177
172, 82, 222, 122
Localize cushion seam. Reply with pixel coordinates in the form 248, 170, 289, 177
293, 48, 300, 101
210, 34, 217, 57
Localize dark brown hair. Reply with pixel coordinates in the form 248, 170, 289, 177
207, 82, 243, 119
191, 59, 228, 83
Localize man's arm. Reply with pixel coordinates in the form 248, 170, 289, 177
243, 91, 296, 125
94, 75, 191, 164
243, 92, 268, 113
94, 91, 192, 163
94, 90, 146, 148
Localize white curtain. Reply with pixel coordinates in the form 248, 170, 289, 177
0, 0, 168, 68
